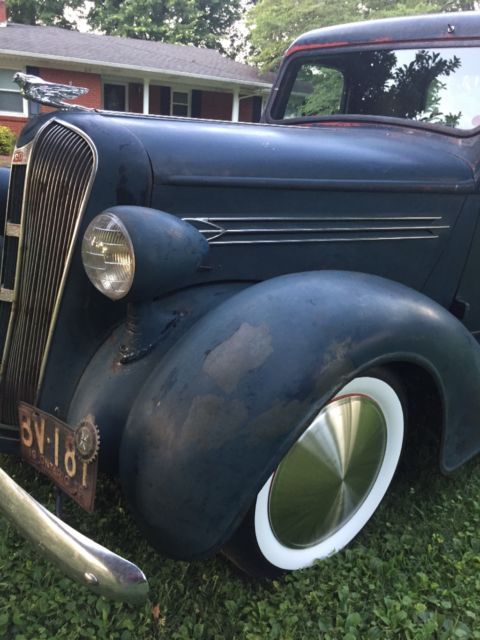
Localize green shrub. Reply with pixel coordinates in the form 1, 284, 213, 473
0, 125, 16, 155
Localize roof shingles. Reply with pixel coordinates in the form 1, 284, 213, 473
0, 22, 272, 86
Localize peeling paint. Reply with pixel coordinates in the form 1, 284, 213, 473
248, 398, 309, 442
203, 323, 273, 393
181, 395, 249, 449
322, 338, 354, 367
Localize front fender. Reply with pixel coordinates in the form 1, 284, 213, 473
120, 271, 480, 560
67, 283, 248, 471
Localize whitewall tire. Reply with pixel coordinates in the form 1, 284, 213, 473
224, 372, 405, 577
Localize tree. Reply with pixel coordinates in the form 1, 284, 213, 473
85, 0, 244, 53
7, 0, 83, 28
246, 0, 361, 71
247, 0, 477, 71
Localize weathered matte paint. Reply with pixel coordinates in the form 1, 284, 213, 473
1, 12, 480, 572
119, 271, 480, 560
286, 12, 480, 55
67, 283, 249, 471
8, 108, 477, 438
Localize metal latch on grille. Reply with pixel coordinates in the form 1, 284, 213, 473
5, 223, 21, 238
0, 288, 14, 303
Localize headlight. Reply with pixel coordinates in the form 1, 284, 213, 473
82, 212, 135, 300
82, 206, 209, 302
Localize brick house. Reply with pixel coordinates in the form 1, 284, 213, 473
0, 1, 272, 137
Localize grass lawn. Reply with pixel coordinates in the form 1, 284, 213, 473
0, 443, 479, 640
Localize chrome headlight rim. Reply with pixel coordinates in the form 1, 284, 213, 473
81, 211, 136, 301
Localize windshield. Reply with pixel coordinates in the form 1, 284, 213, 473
277, 47, 480, 130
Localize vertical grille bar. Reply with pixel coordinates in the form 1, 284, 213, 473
0, 122, 96, 424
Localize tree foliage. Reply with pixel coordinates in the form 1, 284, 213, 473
7, 0, 83, 28
8, 0, 244, 53
247, 0, 477, 71
84, 0, 244, 52
0, 126, 16, 155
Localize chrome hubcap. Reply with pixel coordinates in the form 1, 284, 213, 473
268, 394, 387, 549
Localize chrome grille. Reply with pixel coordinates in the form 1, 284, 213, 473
0, 122, 96, 424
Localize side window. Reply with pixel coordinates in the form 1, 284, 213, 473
0, 69, 24, 114
284, 65, 344, 119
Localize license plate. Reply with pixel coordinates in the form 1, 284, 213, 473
18, 402, 98, 512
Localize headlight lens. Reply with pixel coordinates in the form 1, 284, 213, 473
82, 212, 135, 300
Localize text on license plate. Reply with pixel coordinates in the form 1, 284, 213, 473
18, 402, 98, 512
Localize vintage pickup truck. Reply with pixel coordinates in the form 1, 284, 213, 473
1, 11, 480, 603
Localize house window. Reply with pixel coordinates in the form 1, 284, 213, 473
171, 91, 190, 116
0, 69, 24, 114
104, 83, 127, 111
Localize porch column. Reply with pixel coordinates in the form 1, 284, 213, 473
143, 79, 150, 114
231, 88, 240, 122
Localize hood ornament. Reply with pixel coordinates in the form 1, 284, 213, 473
13, 72, 90, 110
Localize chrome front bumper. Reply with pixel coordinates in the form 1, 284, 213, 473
0, 465, 149, 604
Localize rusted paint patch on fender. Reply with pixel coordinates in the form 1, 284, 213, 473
321, 337, 354, 367
180, 395, 249, 450
203, 323, 273, 393
248, 397, 310, 442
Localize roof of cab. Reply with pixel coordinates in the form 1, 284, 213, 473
287, 11, 480, 56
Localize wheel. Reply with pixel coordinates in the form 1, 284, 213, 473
223, 372, 405, 577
